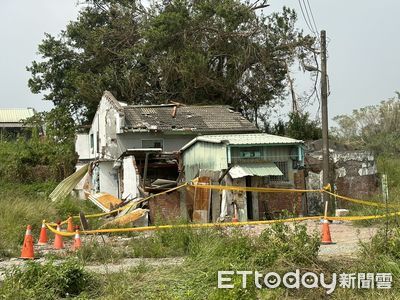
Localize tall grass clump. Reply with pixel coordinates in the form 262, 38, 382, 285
0, 181, 100, 258
0, 259, 98, 299
109, 222, 321, 299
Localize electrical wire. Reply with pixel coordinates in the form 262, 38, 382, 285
302, 0, 316, 34
298, 0, 316, 36
305, 0, 319, 35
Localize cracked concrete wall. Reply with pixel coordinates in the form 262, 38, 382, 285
306, 150, 379, 214
76, 95, 124, 161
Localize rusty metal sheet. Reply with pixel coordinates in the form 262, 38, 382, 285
103, 208, 148, 227
88, 192, 122, 212
192, 177, 211, 223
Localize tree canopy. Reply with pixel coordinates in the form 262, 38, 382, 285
28, 0, 315, 124
332, 92, 400, 155
264, 111, 322, 141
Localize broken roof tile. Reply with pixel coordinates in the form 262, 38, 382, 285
123, 105, 257, 133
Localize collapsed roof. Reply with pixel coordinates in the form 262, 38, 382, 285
102, 90, 258, 133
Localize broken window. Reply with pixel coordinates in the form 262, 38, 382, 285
90, 134, 94, 154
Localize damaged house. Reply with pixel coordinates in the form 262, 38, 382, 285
74, 91, 258, 203
180, 133, 306, 222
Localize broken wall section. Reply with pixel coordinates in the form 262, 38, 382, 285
306, 149, 379, 214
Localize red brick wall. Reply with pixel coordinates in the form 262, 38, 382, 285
148, 191, 180, 224
258, 170, 305, 219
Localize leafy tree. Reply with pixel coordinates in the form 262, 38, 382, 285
285, 111, 322, 140
25, 107, 76, 144
28, 0, 315, 124
332, 92, 400, 154
264, 112, 321, 141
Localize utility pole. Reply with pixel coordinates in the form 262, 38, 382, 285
320, 30, 331, 213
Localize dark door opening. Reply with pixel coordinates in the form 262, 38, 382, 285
246, 176, 253, 220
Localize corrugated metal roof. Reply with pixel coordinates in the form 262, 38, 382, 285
197, 133, 303, 145
49, 164, 89, 202
181, 133, 303, 151
0, 108, 35, 123
229, 163, 283, 178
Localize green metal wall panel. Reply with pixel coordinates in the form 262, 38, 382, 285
183, 142, 228, 181
230, 145, 293, 163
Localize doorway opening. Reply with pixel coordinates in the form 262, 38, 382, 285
246, 176, 253, 220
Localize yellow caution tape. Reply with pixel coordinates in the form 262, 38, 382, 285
46, 216, 322, 236
45, 211, 400, 237
190, 183, 398, 209
50, 182, 400, 230
189, 184, 322, 194
323, 190, 399, 209
329, 211, 400, 221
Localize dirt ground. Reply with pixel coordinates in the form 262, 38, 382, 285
0, 220, 377, 281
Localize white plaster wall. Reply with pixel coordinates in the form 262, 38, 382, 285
75, 134, 90, 160
87, 95, 124, 160
99, 161, 119, 197
122, 156, 139, 200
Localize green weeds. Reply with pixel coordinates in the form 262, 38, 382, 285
0, 259, 97, 299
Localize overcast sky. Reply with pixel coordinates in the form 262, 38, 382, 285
0, 0, 399, 121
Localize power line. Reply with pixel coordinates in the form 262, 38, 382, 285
302, 0, 316, 34
305, 0, 319, 34
298, 0, 315, 36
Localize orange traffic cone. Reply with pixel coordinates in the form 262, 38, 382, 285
67, 216, 74, 233
20, 225, 34, 259
232, 203, 239, 223
53, 222, 64, 250
37, 220, 48, 245
321, 219, 333, 244
72, 226, 82, 251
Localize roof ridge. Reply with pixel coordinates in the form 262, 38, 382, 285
124, 104, 234, 109
103, 91, 124, 112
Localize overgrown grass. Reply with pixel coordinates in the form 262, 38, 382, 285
75, 241, 126, 264
94, 222, 400, 299
378, 156, 400, 203
0, 181, 100, 258
0, 222, 321, 299
2, 219, 400, 299
0, 259, 98, 299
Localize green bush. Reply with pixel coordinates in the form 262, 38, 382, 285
360, 226, 400, 260
0, 259, 98, 299
0, 182, 100, 258
0, 136, 76, 183
254, 222, 320, 267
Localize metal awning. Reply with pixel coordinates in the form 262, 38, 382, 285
228, 163, 283, 179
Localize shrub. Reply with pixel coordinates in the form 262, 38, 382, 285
0, 259, 98, 299
360, 226, 400, 260
0, 136, 76, 183
254, 222, 320, 267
